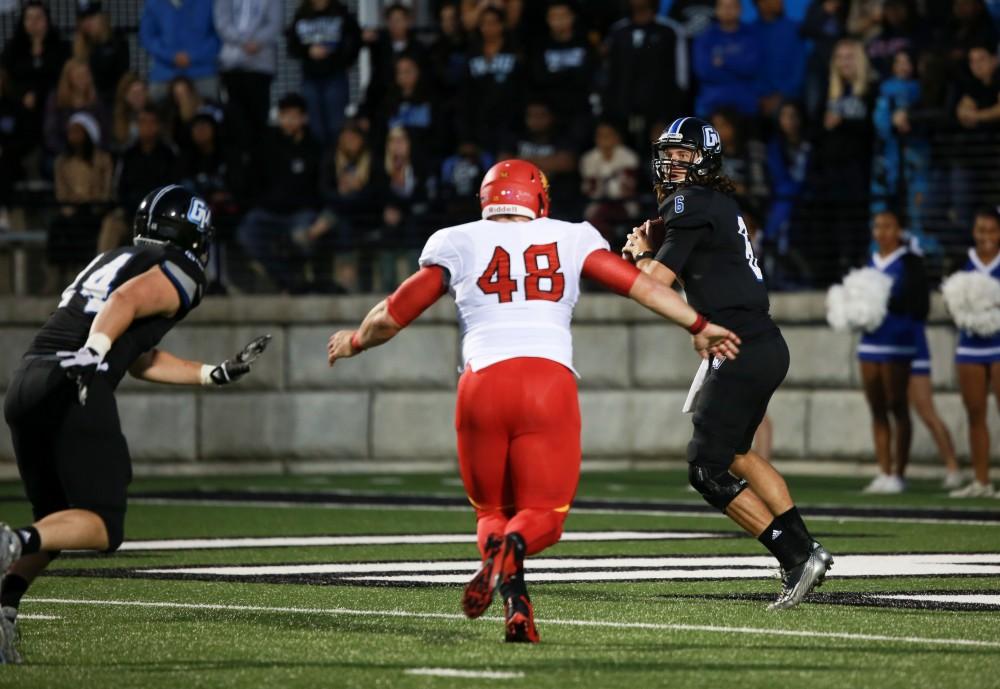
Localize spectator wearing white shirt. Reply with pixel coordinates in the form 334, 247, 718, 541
580, 120, 640, 243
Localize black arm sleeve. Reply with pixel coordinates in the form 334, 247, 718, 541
888, 253, 929, 321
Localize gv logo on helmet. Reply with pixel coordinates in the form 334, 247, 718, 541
702, 125, 721, 151
187, 198, 211, 230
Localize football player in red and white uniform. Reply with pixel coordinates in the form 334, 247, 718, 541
327, 160, 740, 643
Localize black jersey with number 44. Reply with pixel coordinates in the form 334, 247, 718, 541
654, 185, 776, 341
27, 245, 206, 387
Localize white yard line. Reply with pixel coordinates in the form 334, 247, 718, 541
26, 597, 1000, 650
405, 668, 525, 679
874, 594, 1000, 606
129, 498, 1000, 527
16, 614, 61, 620
118, 531, 727, 551
139, 553, 1000, 581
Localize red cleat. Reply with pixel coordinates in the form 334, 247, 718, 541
504, 593, 540, 643
462, 535, 503, 618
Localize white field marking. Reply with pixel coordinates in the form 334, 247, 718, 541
118, 531, 727, 552
405, 668, 525, 679
16, 614, 61, 620
873, 594, 1000, 606
142, 553, 1000, 583
25, 597, 1000, 650
129, 498, 1000, 527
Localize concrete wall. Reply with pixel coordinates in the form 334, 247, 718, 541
2, 293, 996, 475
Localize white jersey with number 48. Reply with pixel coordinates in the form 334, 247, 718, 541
419, 217, 610, 373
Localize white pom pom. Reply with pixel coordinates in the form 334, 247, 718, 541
941, 272, 1000, 337
826, 268, 894, 332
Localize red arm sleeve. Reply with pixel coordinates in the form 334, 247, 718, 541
385, 265, 449, 327
581, 249, 641, 297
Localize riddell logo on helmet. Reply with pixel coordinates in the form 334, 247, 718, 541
483, 204, 535, 218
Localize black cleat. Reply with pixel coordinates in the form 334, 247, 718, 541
503, 593, 540, 644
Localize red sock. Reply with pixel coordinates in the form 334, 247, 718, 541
505, 509, 567, 556
475, 510, 509, 559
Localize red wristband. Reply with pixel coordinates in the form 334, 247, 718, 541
688, 314, 709, 335
350, 331, 364, 353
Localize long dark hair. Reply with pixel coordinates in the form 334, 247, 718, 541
9, 0, 61, 53
655, 175, 737, 204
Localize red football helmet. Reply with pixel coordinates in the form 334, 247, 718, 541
479, 159, 550, 220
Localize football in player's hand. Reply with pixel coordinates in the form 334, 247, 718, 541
645, 218, 666, 254
623, 218, 666, 263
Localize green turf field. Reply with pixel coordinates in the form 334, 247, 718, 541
1, 470, 999, 689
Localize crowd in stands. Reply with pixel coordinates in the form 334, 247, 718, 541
0, 0, 999, 293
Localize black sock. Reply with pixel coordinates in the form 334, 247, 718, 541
14, 526, 40, 556
758, 518, 812, 570
777, 506, 813, 545
0, 574, 29, 611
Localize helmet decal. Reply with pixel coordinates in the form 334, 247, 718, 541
702, 125, 720, 151
186, 198, 211, 230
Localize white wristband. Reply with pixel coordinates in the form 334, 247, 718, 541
84, 332, 112, 359
200, 364, 216, 386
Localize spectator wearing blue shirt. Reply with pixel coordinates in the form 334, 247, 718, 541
754, 0, 806, 117
693, 0, 762, 118
764, 100, 811, 285
140, 0, 221, 102
871, 50, 931, 239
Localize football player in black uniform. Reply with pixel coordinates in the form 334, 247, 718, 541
623, 117, 833, 610
0, 185, 270, 664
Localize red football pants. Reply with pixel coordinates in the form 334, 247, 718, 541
455, 357, 582, 559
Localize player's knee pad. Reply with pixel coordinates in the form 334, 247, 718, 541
688, 464, 748, 512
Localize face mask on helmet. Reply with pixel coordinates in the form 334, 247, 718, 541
651, 118, 723, 192
652, 144, 704, 189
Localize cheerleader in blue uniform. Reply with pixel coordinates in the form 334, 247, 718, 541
952, 208, 1000, 498
857, 211, 928, 493
908, 326, 961, 489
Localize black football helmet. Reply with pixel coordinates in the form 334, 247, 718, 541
652, 117, 723, 192
133, 185, 214, 264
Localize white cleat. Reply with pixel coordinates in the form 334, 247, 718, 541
769, 542, 834, 611
0, 524, 21, 575
880, 476, 906, 494
949, 481, 995, 498
0, 608, 20, 665
861, 474, 890, 494
942, 472, 965, 490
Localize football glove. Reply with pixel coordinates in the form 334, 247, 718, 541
56, 346, 109, 406
202, 334, 272, 386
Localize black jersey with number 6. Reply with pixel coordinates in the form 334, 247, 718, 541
27, 245, 206, 387
654, 185, 776, 341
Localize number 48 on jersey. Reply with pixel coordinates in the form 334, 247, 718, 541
477, 242, 566, 303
